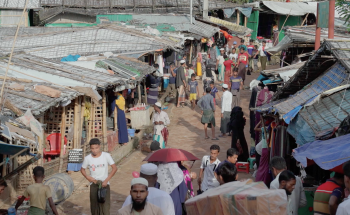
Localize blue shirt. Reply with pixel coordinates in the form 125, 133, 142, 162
210, 87, 218, 98
188, 80, 198, 94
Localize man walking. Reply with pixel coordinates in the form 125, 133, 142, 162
153, 102, 170, 149
164, 63, 176, 99
198, 87, 218, 140
118, 178, 163, 215
270, 157, 307, 215
122, 163, 175, 215
198, 145, 221, 193
176, 60, 187, 108
219, 84, 232, 137
81, 138, 118, 215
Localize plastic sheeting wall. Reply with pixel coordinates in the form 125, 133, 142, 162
0, 9, 29, 27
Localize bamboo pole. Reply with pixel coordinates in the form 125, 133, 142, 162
73, 98, 80, 148
144, 79, 148, 104
38, 115, 44, 166
91, 102, 96, 140
274, 9, 292, 46
59, 106, 66, 173
2, 155, 7, 176
301, 13, 309, 27
102, 91, 107, 152
244, 16, 247, 27
87, 100, 93, 143
114, 106, 118, 131
137, 83, 141, 104
80, 96, 85, 154
0, 0, 29, 112
0, 148, 28, 168
236, 10, 240, 25
189, 41, 193, 64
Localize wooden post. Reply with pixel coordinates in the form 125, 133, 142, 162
237, 10, 240, 25
73, 98, 79, 148
102, 91, 107, 152
59, 106, 66, 173
189, 40, 193, 64
87, 101, 93, 143
114, 106, 118, 131
144, 79, 148, 104
244, 16, 247, 27
91, 102, 96, 140
38, 115, 44, 166
2, 155, 7, 176
137, 83, 141, 104
80, 96, 85, 154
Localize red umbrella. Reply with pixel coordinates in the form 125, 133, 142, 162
143, 148, 199, 162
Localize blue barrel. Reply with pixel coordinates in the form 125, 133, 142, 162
128, 128, 135, 137
8, 207, 16, 215
163, 77, 169, 89
43, 173, 74, 203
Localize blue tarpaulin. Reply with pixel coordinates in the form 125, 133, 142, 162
61, 55, 81, 62
293, 134, 350, 170
223, 7, 253, 18
0, 142, 32, 156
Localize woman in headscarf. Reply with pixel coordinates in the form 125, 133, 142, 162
229, 106, 249, 162
157, 162, 188, 215
111, 91, 128, 145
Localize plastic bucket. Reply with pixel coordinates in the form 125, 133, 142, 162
128, 128, 136, 137
8, 207, 16, 215
163, 77, 169, 89
43, 173, 74, 203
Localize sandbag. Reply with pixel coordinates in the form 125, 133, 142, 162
34, 85, 61, 98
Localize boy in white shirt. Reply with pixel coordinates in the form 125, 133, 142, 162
81, 138, 118, 215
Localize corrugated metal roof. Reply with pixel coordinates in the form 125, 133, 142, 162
262, 62, 305, 76
0, 0, 40, 9
0, 25, 182, 60
97, 14, 220, 38
261, 1, 316, 16
0, 80, 81, 116
1, 54, 131, 90
288, 86, 350, 145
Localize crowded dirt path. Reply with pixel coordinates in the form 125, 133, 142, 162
58, 69, 269, 214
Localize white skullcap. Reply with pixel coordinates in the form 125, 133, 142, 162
154, 102, 161, 108
222, 84, 228, 89
140, 163, 158, 175
131, 177, 148, 187
220, 48, 225, 51
180, 59, 186, 64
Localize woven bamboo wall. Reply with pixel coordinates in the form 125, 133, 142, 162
89, 103, 103, 142
44, 102, 75, 150
16, 155, 38, 192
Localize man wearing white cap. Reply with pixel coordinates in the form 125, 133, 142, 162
118, 177, 163, 215
122, 164, 175, 215
216, 48, 225, 82
175, 60, 187, 108
219, 84, 232, 137
152, 102, 170, 148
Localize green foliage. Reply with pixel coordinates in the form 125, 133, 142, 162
336, 0, 350, 30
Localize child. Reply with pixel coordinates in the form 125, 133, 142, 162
247, 39, 255, 71
187, 64, 195, 82
229, 48, 238, 62
237, 47, 249, 84
215, 148, 239, 177
252, 45, 259, 72
188, 73, 199, 110
210, 82, 221, 105
229, 68, 243, 107
15, 166, 59, 215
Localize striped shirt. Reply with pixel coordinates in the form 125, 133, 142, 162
314, 179, 343, 215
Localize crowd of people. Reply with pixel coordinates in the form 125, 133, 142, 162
1, 38, 350, 215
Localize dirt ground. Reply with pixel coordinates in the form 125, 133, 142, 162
58, 64, 279, 215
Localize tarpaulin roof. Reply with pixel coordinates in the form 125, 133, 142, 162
288, 86, 350, 146
261, 1, 316, 16
293, 133, 350, 171
0, 142, 31, 156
